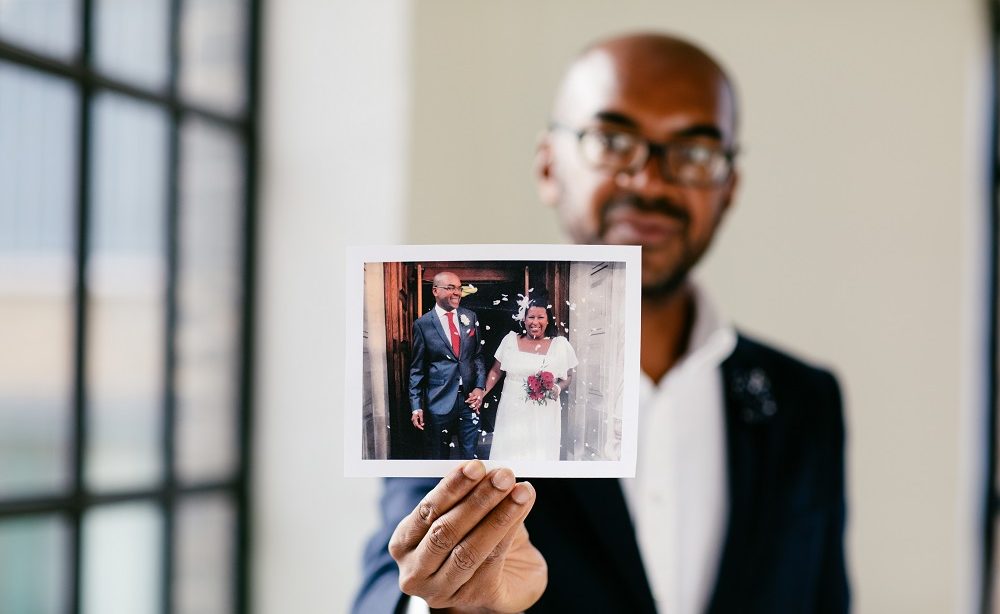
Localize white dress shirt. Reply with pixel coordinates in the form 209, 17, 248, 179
434, 304, 459, 342
436, 303, 463, 385
620, 285, 736, 614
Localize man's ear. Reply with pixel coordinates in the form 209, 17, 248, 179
534, 132, 561, 207
720, 167, 740, 215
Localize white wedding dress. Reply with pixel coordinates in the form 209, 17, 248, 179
489, 331, 579, 461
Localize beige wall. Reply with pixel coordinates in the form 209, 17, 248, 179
260, 1, 986, 612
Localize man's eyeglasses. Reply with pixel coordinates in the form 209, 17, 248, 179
433, 285, 462, 293
550, 123, 737, 187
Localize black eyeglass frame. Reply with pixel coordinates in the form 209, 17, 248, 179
549, 121, 739, 188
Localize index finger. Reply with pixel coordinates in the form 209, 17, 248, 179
389, 460, 488, 558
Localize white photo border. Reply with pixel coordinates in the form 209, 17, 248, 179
344, 244, 641, 478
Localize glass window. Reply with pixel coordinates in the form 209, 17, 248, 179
0, 0, 255, 610
175, 494, 234, 613
0, 515, 69, 614
175, 118, 243, 484
82, 503, 162, 614
178, 0, 248, 114
93, 0, 170, 90
0, 0, 79, 59
86, 93, 169, 492
0, 62, 77, 498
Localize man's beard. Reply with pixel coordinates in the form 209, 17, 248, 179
641, 252, 693, 299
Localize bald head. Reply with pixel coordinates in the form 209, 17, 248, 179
553, 33, 738, 144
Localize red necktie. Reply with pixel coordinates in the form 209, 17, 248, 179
447, 311, 461, 357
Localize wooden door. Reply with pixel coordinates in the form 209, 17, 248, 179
565, 261, 625, 460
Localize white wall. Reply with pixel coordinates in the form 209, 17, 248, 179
260, 1, 988, 612
257, 1, 410, 612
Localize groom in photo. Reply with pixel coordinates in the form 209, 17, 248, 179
409, 271, 488, 460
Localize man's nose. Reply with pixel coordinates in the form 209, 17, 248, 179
623, 151, 678, 196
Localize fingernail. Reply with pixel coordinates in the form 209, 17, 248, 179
492, 470, 515, 490
462, 460, 485, 480
511, 482, 532, 504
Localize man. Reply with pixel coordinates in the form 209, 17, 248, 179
355, 33, 848, 613
409, 271, 487, 460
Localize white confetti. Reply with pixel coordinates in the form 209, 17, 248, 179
485, 325, 491, 330
442, 429, 448, 433
547, 304, 552, 309
449, 442, 456, 448
528, 288, 534, 292
480, 340, 485, 345
484, 403, 489, 408
492, 300, 501, 305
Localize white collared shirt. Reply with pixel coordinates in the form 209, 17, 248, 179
433, 304, 463, 387
434, 303, 460, 344
620, 284, 737, 614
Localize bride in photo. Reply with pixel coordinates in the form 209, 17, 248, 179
484, 293, 578, 461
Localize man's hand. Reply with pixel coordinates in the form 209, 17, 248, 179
389, 461, 547, 613
411, 410, 425, 430
465, 388, 485, 414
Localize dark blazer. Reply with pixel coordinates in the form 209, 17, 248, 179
408, 306, 487, 415
355, 334, 849, 614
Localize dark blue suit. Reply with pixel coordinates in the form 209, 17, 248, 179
409, 306, 487, 459
357, 334, 849, 613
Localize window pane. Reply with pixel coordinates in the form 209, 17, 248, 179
94, 0, 170, 90
175, 119, 243, 484
0, 0, 79, 59
82, 502, 162, 614
176, 494, 234, 614
86, 93, 168, 492
0, 515, 69, 614
0, 63, 76, 497
178, 0, 247, 114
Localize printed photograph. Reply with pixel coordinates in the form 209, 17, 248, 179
344, 244, 640, 477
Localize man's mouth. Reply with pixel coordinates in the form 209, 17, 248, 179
601, 199, 688, 246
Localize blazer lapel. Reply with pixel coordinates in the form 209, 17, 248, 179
708, 336, 773, 612
566, 479, 657, 612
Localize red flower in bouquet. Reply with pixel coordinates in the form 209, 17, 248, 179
524, 369, 556, 405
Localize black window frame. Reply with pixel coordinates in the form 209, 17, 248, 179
0, 0, 260, 611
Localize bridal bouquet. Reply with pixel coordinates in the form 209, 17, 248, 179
525, 369, 556, 405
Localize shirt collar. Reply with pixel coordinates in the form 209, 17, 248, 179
434, 304, 456, 319
646, 283, 737, 389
